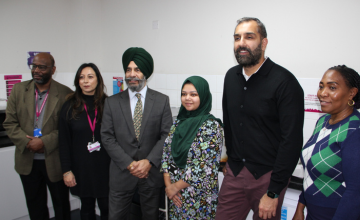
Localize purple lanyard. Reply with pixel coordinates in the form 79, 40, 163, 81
84, 104, 97, 142
35, 89, 49, 121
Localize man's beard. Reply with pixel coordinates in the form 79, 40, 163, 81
234, 42, 263, 67
125, 77, 146, 92
32, 72, 52, 85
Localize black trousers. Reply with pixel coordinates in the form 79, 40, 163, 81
20, 160, 71, 220
80, 197, 109, 220
109, 179, 160, 220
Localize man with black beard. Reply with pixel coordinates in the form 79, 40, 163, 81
4, 53, 72, 219
216, 18, 304, 220
101, 47, 172, 220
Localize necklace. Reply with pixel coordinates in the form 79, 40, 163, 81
322, 119, 330, 131
322, 112, 351, 131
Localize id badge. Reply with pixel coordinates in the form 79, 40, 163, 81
87, 141, 101, 153
33, 128, 42, 137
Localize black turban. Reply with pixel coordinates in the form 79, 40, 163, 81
122, 47, 154, 79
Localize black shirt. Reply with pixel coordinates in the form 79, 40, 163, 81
223, 58, 304, 194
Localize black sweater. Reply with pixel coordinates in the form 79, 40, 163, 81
59, 94, 110, 197
223, 58, 304, 194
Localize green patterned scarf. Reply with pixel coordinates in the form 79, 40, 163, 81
171, 76, 223, 168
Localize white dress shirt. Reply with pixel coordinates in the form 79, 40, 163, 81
128, 85, 148, 118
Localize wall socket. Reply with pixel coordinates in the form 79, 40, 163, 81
152, 20, 159, 29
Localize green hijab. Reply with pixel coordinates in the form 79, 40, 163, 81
122, 47, 154, 79
171, 76, 223, 169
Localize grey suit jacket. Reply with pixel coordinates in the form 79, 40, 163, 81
101, 88, 172, 190
3, 79, 73, 182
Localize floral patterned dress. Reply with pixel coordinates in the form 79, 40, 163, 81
161, 118, 223, 220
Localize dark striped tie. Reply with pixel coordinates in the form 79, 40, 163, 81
133, 93, 142, 140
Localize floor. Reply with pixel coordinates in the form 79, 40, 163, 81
49, 209, 100, 220
50, 204, 167, 220
50, 187, 167, 220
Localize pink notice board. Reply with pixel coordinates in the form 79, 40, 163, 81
4, 75, 22, 99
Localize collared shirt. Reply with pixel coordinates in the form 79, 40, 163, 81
128, 85, 147, 118
33, 87, 48, 160
242, 56, 268, 81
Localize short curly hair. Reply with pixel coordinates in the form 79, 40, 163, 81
329, 65, 360, 109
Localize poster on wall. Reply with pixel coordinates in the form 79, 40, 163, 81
27, 51, 51, 69
304, 94, 322, 113
301, 78, 323, 113
113, 77, 124, 95
5, 75, 22, 99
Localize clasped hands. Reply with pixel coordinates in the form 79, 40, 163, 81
26, 135, 44, 153
127, 159, 151, 179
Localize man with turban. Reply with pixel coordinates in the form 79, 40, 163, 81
101, 47, 173, 219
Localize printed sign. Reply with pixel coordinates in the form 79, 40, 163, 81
304, 94, 322, 113
301, 78, 323, 113
113, 77, 124, 95
281, 206, 287, 220
5, 75, 22, 99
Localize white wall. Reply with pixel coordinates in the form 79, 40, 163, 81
0, 0, 71, 74
2, 0, 360, 76
1, 0, 359, 119
0, 0, 103, 74
101, 0, 360, 77
78, 0, 360, 78
0, 0, 359, 218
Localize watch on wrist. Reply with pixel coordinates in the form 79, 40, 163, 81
267, 190, 279, 199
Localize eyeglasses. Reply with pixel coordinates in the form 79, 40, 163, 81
30, 64, 51, 71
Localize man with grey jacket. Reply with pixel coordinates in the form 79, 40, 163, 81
101, 47, 172, 220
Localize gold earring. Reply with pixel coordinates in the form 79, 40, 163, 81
348, 100, 355, 106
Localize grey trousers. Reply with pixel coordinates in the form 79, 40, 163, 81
109, 178, 160, 220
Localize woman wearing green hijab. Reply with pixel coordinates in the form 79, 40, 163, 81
161, 76, 224, 219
